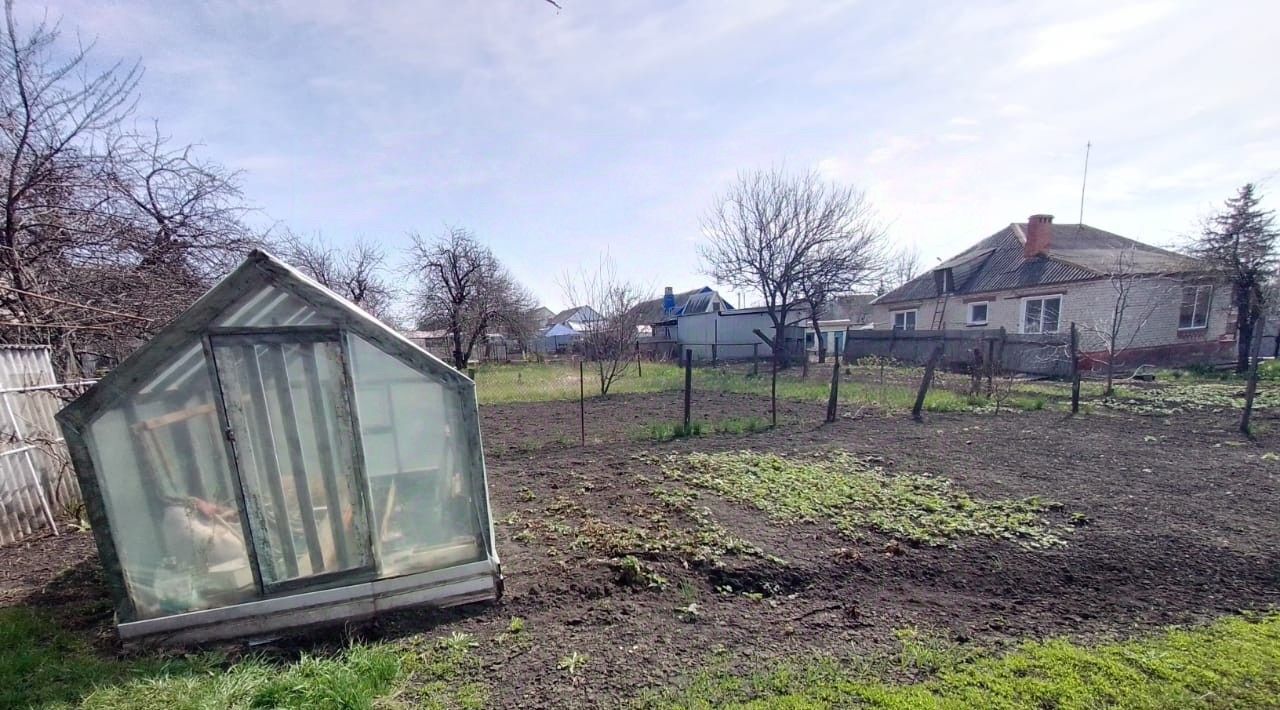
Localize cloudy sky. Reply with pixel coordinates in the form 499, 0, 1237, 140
24, 0, 1280, 309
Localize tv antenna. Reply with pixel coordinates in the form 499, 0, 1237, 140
1078, 141, 1092, 225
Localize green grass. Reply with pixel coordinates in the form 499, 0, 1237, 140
643, 613, 1280, 709
1105, 381, 1280, 414
659, 451, 1064, 548
474, 362, 684, 404
0, 606, 485, 709
475, 361, 972, 413
635, 417, 773, 441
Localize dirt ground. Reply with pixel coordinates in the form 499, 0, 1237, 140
4, 392, 1280, 708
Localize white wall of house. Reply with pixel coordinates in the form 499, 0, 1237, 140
677, 310, 804, 360
805, 322, 853, 356
870, 275, 1234, 358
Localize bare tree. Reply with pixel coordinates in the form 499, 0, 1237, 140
560, 256, 647, 396
1077, 248, 1175, 397
880, 244, 922, 295
800, 228, 886, 363
1189, 183, 1278, 373
275, 231, 396, 323
700, 167, 886, 367
0, 1, 142, 363
407, 226, 533, 369
0, 4, 253, 370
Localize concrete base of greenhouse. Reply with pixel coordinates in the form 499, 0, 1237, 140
117, 559, 502, 648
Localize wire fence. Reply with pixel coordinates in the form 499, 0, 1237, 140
468, 333, 1085, 453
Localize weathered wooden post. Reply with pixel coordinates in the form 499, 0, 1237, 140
579, 360, 586, 446
683, 348, 693, 433
1069, 322, 1081, 414
636, 341, 642, 377
912, 342, 945, 422
770, 348, 778, 427
752, 343, 759, 376
1241, 327, 1264, 435
826, 360, 840, 423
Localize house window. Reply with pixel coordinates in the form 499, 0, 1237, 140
967, 302, 989, 326
892, 309, 917, 331
933, 268, 954, 294
1021, 295, 1061, 334
1179, 285, 1212, 330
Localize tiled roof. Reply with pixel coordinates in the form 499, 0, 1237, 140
874, 222, 1207, 305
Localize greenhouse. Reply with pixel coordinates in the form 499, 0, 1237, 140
56, 250, 500, 645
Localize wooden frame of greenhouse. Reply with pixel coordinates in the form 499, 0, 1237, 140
56, 250, 501, 645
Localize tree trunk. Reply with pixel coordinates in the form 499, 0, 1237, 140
810, 313, 826, 363
1236, 288, 1252, 374
773, 321, 789, 368
1104, 354, 1115, 398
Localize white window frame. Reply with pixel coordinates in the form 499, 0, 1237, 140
1019, 294, 1063, 334
966, 302, 990, 326
1178, 284, 1213, 330
892, 309, 917, 331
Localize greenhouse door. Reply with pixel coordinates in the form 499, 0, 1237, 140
210, 331, 374, 592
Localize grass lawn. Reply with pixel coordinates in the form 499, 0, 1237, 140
7, 604, 1278, 709
0, 606, 487, 709
473, 361, 1031, 413
646, 613, 1280, 709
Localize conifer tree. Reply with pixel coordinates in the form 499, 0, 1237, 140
1190, 184, 1278, 372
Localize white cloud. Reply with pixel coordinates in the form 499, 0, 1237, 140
18, 0, 1280, 307
1016, 1, 1175, 70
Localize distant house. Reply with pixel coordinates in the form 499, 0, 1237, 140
548, 305, 602, 327
804, 293, 876, 358
677, 305, 807, 361
403, 329, 451, 359
869, 214, 1234, 367
529, 306, 555, 327
535, 305, 603, 354
636, 287, 732, 356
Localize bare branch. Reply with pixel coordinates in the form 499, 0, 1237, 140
700, 166, 888, 366
559, 255, 648, 396
406, 226, 534, 369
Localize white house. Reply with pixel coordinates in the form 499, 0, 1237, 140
869, 214, 1234, 368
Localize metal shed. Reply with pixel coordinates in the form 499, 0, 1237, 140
56, 250, 501, 645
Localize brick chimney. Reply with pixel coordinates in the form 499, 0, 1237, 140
1024, 214, 1054, 258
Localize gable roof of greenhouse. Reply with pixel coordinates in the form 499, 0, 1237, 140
59, 249, 470, 430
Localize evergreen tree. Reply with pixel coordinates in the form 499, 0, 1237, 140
1191, 184, 1278, 372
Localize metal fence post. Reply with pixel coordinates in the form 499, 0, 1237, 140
752, 343, 759, 376
683, 349, 692, 433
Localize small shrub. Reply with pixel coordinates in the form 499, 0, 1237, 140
610, 555, 668, 589
558, 651, 589, 676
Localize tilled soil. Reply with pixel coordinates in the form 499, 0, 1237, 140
4, 392, 1280, 708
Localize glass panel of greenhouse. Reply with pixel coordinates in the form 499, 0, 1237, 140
57, 251, 500, 644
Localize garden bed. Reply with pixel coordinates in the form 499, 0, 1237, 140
3, 395, 1279, 707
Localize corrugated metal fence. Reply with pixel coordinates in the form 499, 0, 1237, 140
843, 328, 1072, 377
0, 346, 96, 544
